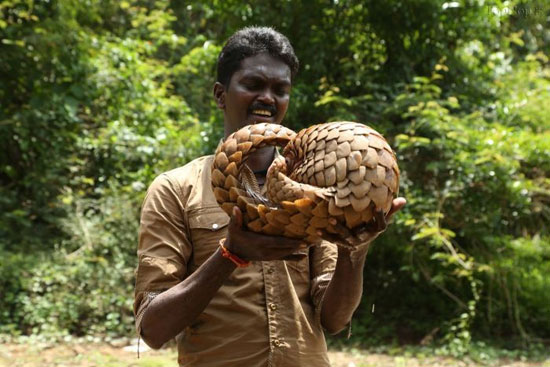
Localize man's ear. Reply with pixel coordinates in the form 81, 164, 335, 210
213, 82, 226, 109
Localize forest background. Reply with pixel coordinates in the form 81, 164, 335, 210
1, 0, 549, 358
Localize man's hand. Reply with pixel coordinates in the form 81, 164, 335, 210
224, 206, 309, 261
319, 197, 407, 250
319, 197, 406, 334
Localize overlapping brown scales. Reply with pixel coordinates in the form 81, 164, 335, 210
211, 122, 400, 249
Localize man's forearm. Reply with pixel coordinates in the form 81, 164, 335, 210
140, 247, 236, 349
320, 245, 369, 334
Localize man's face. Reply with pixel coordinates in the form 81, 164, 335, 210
215, 53, 292, 137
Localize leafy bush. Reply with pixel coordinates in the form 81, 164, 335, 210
351, 57, 550, 350
1, 0, 203, 337
12, 190, 139, 338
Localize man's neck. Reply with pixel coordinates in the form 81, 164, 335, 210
246, 146, 275, 175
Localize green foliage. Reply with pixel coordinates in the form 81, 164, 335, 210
0, 188, 139, 337
18, 190, 138, 337
1, 0, 549, 351
1, 0, 202, 337
354, 55, 550, 350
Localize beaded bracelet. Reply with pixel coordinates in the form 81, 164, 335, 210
219, 238, 251, 268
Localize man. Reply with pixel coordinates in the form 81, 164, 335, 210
134, 26, 406, 366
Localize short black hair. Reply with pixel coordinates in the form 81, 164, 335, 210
217, 26, 299, 87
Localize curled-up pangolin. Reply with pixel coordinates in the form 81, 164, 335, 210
211, 122, 399, 248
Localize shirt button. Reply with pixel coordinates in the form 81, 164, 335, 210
212, 223, 219, 229
269, 303, 277, 311
273, 339, 281, 347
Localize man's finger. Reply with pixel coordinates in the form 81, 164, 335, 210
386, 197, 407, 220
373, 210, 387, 232
259, 235, 303, 250
232, 206, 243, 228
329, 221, 353, 239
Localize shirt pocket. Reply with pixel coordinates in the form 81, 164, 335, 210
285, 248, 311, 284
187, 206, 230, 271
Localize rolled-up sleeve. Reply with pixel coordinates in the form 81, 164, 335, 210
133, 173, 192, 328
309, 240, 338, 325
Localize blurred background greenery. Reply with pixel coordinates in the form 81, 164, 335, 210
0, 0, 549, 357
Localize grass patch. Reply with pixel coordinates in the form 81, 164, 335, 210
0, 337, 549, 367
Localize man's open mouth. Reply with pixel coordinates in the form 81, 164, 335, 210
251, 109, 273, 117
249, 104, 277, 119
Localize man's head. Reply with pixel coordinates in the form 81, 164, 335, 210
216, 27, 299, 87
213, 27, 299, 137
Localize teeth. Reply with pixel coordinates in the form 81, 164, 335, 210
252, 109, 272, 117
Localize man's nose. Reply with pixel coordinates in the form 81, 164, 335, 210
257, 88, 275, 105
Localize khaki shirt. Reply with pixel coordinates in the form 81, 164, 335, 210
134, 155, 338, 367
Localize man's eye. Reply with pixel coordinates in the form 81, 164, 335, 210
275, 88, 289, 97
244, 81, 262, 90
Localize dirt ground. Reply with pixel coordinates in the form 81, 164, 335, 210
0, 341, 548, 367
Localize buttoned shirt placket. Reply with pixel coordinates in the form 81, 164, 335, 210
262, 261, 287, 367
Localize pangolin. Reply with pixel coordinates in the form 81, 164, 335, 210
211, 122, 399, 248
